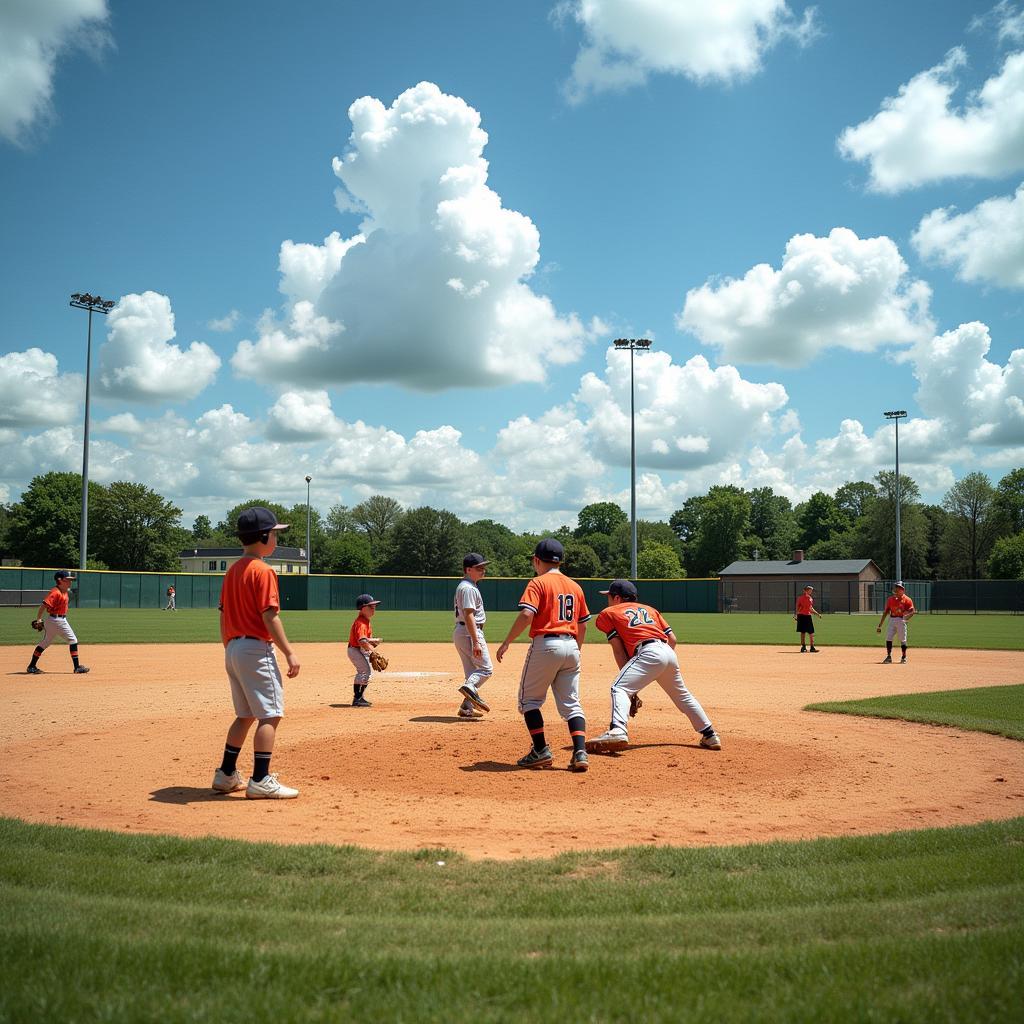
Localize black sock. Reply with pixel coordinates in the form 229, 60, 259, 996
70, 645, 80, 668
524, 708, 546, 751
886, 642, 892, 654
29, 648, 42, 667
353, 684, 362, 700
253, 752, 272, 783
901, 646, 907, 657
220, 744, 241, 774
568, 715, 586, 753
702, 725, 716, 737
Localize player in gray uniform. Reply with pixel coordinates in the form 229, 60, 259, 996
453, 552, 492, 719
586, 580, 721, 754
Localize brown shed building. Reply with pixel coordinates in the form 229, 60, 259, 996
718, 551, 883, 613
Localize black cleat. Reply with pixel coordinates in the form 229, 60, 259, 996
26, 666, 43, 675
73, 665, 90, 674
352, 696, 372, 707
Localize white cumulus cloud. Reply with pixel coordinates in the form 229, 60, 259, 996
99, 292, 221, 402
678, 228, 934, 366
912, 182, 1024, 288
232, 82, 602, 391
0, 348, 82, 427
558, 0, 817, 103
207, 310, 240, 332
0, 0, 110, 145
266, 391, 342, 442
838, 46, 1024, 192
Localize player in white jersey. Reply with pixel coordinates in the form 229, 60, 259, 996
453, 553, 492, 718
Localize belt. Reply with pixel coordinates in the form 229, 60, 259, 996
229, 635, 268, 643
538, 632, 572, 638
455, 622, 483, 628
634, 638, 664, 655
48, 614, 65, 619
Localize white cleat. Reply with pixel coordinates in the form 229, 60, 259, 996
586, 727, 629, 754
245, 773, 299, 799
457, 706, 484, 719
700, 731, 722, 751
212, 769, 245, 793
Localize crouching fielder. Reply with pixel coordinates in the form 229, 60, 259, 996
587, 580, 721, 754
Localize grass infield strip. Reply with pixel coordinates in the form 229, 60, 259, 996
2, 607, 1022, 649
1, 816, 1022, 1023
806, 683, 1024, 741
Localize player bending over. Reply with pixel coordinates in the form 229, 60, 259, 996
586, 580, 721, 755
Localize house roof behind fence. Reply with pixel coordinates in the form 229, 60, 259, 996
719, 559, 878, 576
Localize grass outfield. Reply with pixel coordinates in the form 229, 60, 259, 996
806, 684, 1024, 741
1, 689, 1023, 1021
1, 607, 1022, 649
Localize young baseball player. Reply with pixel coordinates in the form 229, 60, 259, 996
453, 553, 492, 719
496, 538, 591, 772
347, 594, 383, 707
794, 585, 821, 652
877, 582, 915, 663
586, 580, 721, 755
164, 585, 176, 611
26, 570, 89, 675
211, 506, 301, 799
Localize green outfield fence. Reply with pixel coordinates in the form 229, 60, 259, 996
0, 566, 721, 614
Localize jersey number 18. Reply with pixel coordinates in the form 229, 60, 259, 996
557, 593, 575, 622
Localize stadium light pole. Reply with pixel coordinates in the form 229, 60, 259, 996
305, 475, 312, 576
884, 410, 907, 584
614, 338, 653, 579
70, 293, 115, 570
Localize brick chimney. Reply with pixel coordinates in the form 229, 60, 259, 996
792, 549, 804, 562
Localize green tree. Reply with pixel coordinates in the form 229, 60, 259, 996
283, 503, 329, 571
325, 503, 356, 536
351, 495, 404, 563
795, 492, 846, 550
7, 472, 106, 567
747, 487, 798, 560
606, 519, 683, 576
91, 482, 184, 571
461, 519, 531, 576
833, 481, 877, 525
637, 542, 685, 578
806, 532, 856, 560
574, 501, 627, 538
577, 530, 614, 574
921, 504, 947, 580
562, 540, 601, 578
191, 515, 213, 541
856, 471, 929, 578
0, 502, 12, 559
940, 472, 1000, 578
382, 506, 463, 575
987, 533, 1024, 579
993, 468, 1024, 535
681, 487, 751, 577
322, 533, 374, 575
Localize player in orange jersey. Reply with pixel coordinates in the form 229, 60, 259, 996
26, 570, 89, 675
794, 585, 822, 652
496, 538, 591, 772
876, 581, 915, 663
586, 580, 720, 755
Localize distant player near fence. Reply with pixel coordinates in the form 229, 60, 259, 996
794, 585, 821, 653
877, 582, 915, 664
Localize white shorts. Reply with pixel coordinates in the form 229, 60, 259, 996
517, 634, 584, 720
225, 637, 284, 719
39, 615, 78, 649
886, 618, 909, 643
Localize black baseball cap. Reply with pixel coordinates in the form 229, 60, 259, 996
600, 579, 638, 600
54, 570, 76, 581
236, 506, 289, 536
463, 553, 489, 568
356, 594, 382, 609
533, 538, 564, 563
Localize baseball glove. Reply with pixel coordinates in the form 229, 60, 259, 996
369, 649, 388, 672
629, 693, 642, 718
31, 618, 44, 632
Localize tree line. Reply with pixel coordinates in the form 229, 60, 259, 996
1, 467, 1022, 580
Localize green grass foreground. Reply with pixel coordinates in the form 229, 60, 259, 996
1, 607, 1022, 649
807, 684, 1024, 741
0, 816, 1021, 1023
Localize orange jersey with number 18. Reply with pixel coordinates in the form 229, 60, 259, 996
518, 571, 591, 639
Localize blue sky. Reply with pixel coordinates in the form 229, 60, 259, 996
1, 0, 1022, 531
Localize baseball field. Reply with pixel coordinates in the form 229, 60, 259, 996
1, 612, 1022, 1020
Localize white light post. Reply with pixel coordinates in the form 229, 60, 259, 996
305, 475, 312, 575
70, 293, 115, 570
884, 410, 907, 583
613, 338, 653, 579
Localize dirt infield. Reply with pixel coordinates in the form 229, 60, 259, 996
1, 642, 1022, 859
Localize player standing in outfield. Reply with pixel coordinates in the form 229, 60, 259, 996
347, 594, 383, 707
26, 570, 89, 675
496, 538, 591, 772
212, 507, 301, 799
586, 580, 721, 755
877, 581, 915, 663
453, 553, 492, 719
794, 585, 821, 653
164, 585, 176, 611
